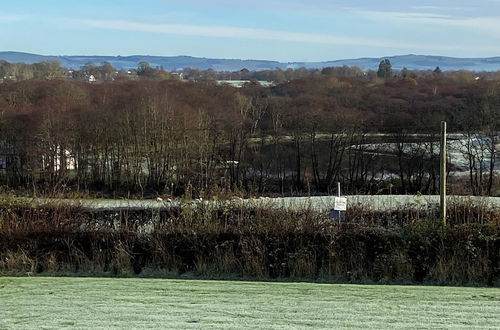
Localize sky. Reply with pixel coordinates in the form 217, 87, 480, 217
1, 0, 500, 62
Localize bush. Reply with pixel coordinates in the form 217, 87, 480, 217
0, 202, 498, 285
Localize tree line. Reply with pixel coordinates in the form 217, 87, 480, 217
0, 73, 499, 197
3, 58, 500, 84
0, 60, 178, 83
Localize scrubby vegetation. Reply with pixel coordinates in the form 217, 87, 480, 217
1, 64, 498, 286
1, 199, 498, 285
0, 73, 499, 197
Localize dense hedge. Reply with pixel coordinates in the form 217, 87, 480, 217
1, 205, 498, 286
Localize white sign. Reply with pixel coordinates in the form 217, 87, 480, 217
334, 197, 347, 211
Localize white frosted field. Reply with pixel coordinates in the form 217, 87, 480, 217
7, 195, 500, 212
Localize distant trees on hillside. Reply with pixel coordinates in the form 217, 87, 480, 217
0, 60, 179, 83
0, 60, 66, 81
1, 58, 500, 85
137, 62, 176, 80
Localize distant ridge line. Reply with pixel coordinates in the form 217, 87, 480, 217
1, 51, 500, 72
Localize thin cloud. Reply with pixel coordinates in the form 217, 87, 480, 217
355, 10, 500, 39
159, 0, 489, 15
410, 6, 468, 11
0, 14, 27, 23
79, 19, 464, 51
355, 10, 453, 20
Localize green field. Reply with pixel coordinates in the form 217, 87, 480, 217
0, 278, 499, 329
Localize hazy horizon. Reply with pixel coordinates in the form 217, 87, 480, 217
3, 51, 500, 63
2, 0, 500, 62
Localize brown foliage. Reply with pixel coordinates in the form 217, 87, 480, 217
0, 76, 499, 196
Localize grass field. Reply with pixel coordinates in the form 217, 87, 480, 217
0, 278, 499, 329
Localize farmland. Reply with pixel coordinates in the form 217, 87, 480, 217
0, 277, 499, 329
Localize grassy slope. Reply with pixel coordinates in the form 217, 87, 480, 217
0, 278, 499, 329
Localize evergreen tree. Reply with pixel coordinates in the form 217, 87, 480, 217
377, 59, 392, 78
401, 67, 409, 78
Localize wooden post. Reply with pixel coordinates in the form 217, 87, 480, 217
440, 121, 447, 225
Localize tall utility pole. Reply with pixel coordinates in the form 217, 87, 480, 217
440, 121, 447, 225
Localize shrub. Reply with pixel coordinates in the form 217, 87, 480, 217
0, 202, 498, 285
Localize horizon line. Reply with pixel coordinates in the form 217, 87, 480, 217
1, 50, 500, 64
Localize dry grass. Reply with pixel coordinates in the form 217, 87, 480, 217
0, 196, 498, 285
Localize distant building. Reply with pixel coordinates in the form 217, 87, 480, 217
1, 75, 16, 82
171, 72, 184, 79
88, 75, 97, 83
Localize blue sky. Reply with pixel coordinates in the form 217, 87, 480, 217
1, 0, 500, 61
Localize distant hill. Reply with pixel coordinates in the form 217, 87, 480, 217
299, 55, 500, 72
1, 51, 500, 72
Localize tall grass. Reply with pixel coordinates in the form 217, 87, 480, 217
0, 197, 498, 285
345, 197, 499, 226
